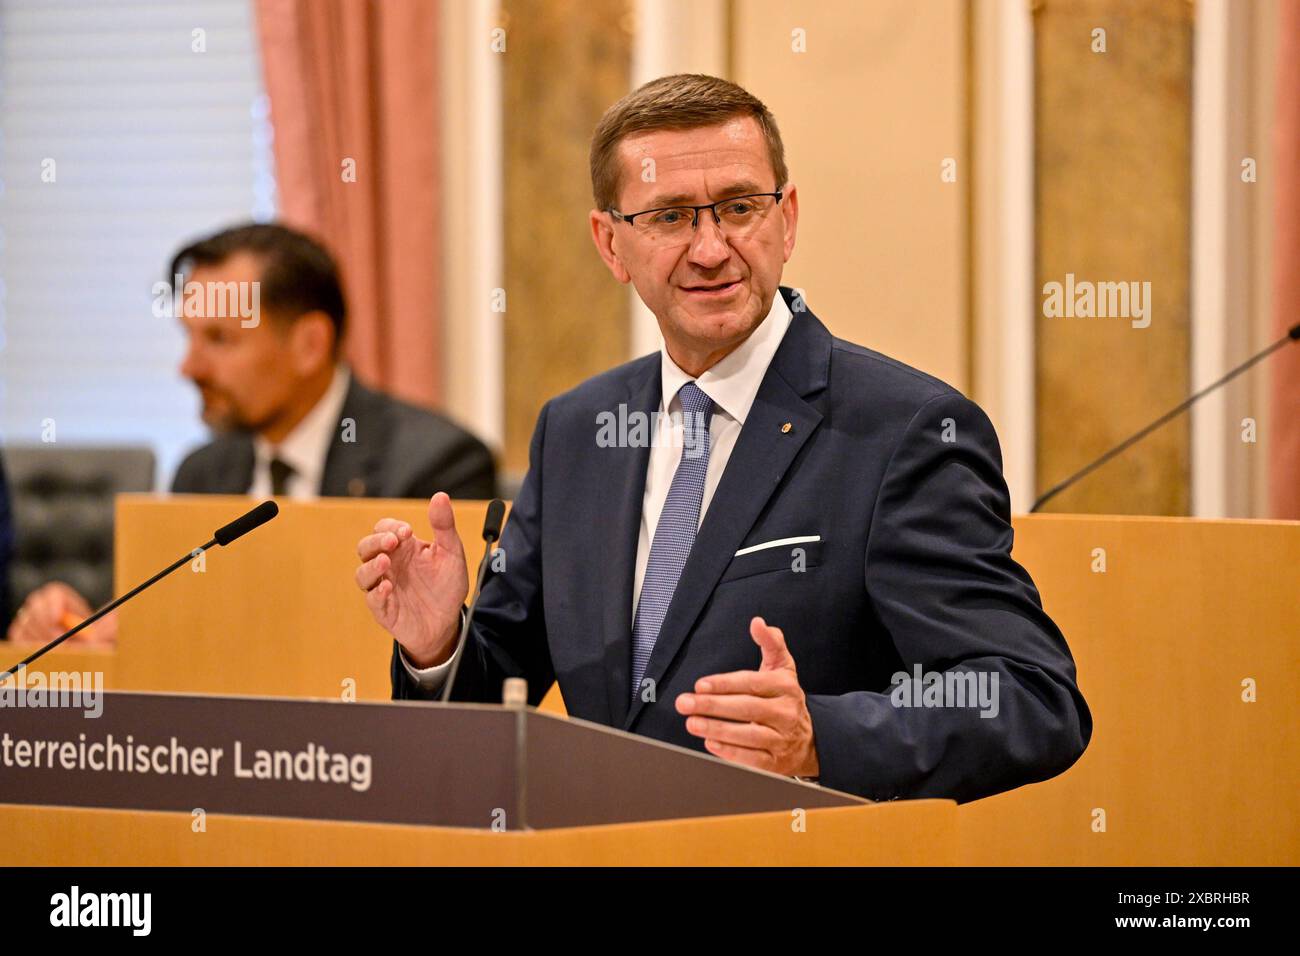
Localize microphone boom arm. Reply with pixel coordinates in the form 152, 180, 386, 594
1031, 323, 1299, 512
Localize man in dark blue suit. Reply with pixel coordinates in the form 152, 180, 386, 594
356, 74, 1090, 803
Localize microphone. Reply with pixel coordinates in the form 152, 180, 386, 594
214, 499, 279, 545
1, 500, 280, 681
482, 498, 506, 544
1031, 321, 1300, 512
440, 499, 506, 703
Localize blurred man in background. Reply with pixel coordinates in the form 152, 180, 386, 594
7, 222, 495, 645
167, 223, 494, 499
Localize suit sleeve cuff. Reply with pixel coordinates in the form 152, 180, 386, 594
397, 608, 467, 691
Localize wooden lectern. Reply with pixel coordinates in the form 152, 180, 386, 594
1, 495, 1296, 865
0, 689, 959, 865
0, 495, 956, 865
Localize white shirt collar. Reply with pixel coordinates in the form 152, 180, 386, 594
253, 364, 351, 492
658, 290, 793, 422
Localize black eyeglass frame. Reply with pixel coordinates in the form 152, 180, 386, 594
608, 189, 784, 229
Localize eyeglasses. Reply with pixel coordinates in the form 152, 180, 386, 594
609, 190, 783, 242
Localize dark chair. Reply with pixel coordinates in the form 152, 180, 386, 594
5, 445, 155, 617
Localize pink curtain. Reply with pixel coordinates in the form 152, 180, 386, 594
254, 0, 444, 407
1269, 0, 1300, 518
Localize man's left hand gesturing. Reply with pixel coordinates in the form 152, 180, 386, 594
675, 615, 820, 778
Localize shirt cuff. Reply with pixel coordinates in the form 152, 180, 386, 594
398, 608, 466, 691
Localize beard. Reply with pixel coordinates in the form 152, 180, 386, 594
195, 384, 264, 435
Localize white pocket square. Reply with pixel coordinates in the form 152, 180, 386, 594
733, 535, 821, 557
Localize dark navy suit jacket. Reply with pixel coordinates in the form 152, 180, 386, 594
392, 287, 1091, 803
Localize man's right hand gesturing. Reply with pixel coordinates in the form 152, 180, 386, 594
355, 491, 469, 668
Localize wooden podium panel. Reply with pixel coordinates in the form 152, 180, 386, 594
108, 495, 533, 707
0, 800, 958, 866
957, 515, 1300, 866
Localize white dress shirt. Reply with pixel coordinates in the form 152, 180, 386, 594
402, 292, 795, 689
249, 365, 351, 499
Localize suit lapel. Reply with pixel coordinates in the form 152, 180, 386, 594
598, 359, 661, 728
224, 439, 255, 495
320, 377, 388, 497
623, 296, 831, 730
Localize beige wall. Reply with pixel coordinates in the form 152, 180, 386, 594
1246, 0, 1280, 517
500, 0, 633, 474
1034, 0, 1193, 515
731, 0, 970, 391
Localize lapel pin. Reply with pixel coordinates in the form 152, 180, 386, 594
348, 478, 366, 496
780, 422, 793, 434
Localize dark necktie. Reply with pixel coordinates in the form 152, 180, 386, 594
630, 381, 715, 699
269, 457, 295, 497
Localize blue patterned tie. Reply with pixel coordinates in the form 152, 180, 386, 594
630, 381, 715, 699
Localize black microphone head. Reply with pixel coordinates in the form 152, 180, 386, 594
483, 498, 506, 542
1288, 322, 1300, 341
214, 500, 279, 546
